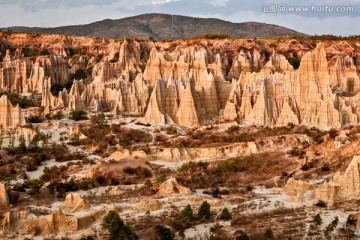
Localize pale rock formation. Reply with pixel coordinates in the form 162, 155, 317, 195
262, 52, 294, 73
0, 51, 69, 94
222, 80, 240, 121
283, 178, 315, 202
108, 149, 149, 161
275, 100, 299, 126
175, 82, 200, 127
135, 199, 162, 212
23, 210, 78, 235
60, 193, 90, 213
0, 209, 29, 232
0, 183, 9, 208
329, 55, 360, 94
152, 142, 258, 162
227, 50, 253, 79
144, 80, 167, 124
283, 155, 360, 203
156, 178, 192, 196
0, 95, 26, 129
2, 37, 360, 128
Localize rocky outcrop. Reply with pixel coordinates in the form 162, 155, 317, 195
175, 82, 200, 127
60, 193, 90, 213
156, 178, 192, 196
23, 209, 78, 235
2, 35, 360, 129
0, 50, 69, 93
0, 183, 9, 208
283, 155, 360, 203
283, 178, 315, 203
108, 149, 149, 161
135, 199, 162, 212
0, 95, 26, 129
152, 142, 258, 162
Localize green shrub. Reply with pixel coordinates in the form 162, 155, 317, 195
156, 225, 173, 240
313, 213, 322, 226
91, 113, 106, 126
22, 48, 39, 57
18, 135, 27, 153
346, 214, 357, 229
324, 216, 338, 239
50, 84, 64, 97
69, 110, 87, 121
25, 179, 44, 190
102, 210, 137, 240
40, 48, 50, 55
0, 93, 37, 109
198, 201, 211, 220
219, 207, 232, 221
264, 228, 276, 240
235, 231, 249, 240
180, 204, 193, 221
287, 52, 300, 69
189, 33, 233, 40
26, 115, 45, 123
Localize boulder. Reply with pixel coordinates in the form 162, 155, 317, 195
156, 178, 192, 196
135, 199, 162, 212
60, 193, 90, 213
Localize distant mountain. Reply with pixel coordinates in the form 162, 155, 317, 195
2, 13, 306, 39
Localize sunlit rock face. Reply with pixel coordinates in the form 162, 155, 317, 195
0, 95, 25, 129
2, 32, 360, 128
283, 155, 360, 203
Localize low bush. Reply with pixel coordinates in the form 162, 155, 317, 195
69, 110, 87, 121
198, 201, 211, 220
26, 115, 45, 123
102, 210, 138, 240
219, 207, 232, 221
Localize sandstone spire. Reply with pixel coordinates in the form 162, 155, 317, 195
0, 95, 26, 129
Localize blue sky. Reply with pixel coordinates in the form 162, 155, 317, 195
0, 0, 359, 35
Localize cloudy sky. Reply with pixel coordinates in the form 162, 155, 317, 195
0, 0, 359, 35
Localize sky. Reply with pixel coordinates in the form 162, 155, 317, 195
0, 0, 359, 36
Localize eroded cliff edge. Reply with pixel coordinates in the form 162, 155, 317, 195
1, 32, 360, 129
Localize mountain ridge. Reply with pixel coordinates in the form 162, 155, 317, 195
1, 13, 306, 39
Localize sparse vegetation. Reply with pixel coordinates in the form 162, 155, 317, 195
313, 214, 322, 226
180, 204, 193, 221
102, 210, 138, 240
287, 52, 300, 69
219, 207, 232, 221
0, 92, 36, 109
69, 110, 88, 121
264, 228, 276, 240
198, 201, 211, 220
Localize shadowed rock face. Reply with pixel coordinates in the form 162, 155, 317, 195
1, 33, 360, 129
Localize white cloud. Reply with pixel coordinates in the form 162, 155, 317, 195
151, 0, 179, 5
209, 0, 229, 7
